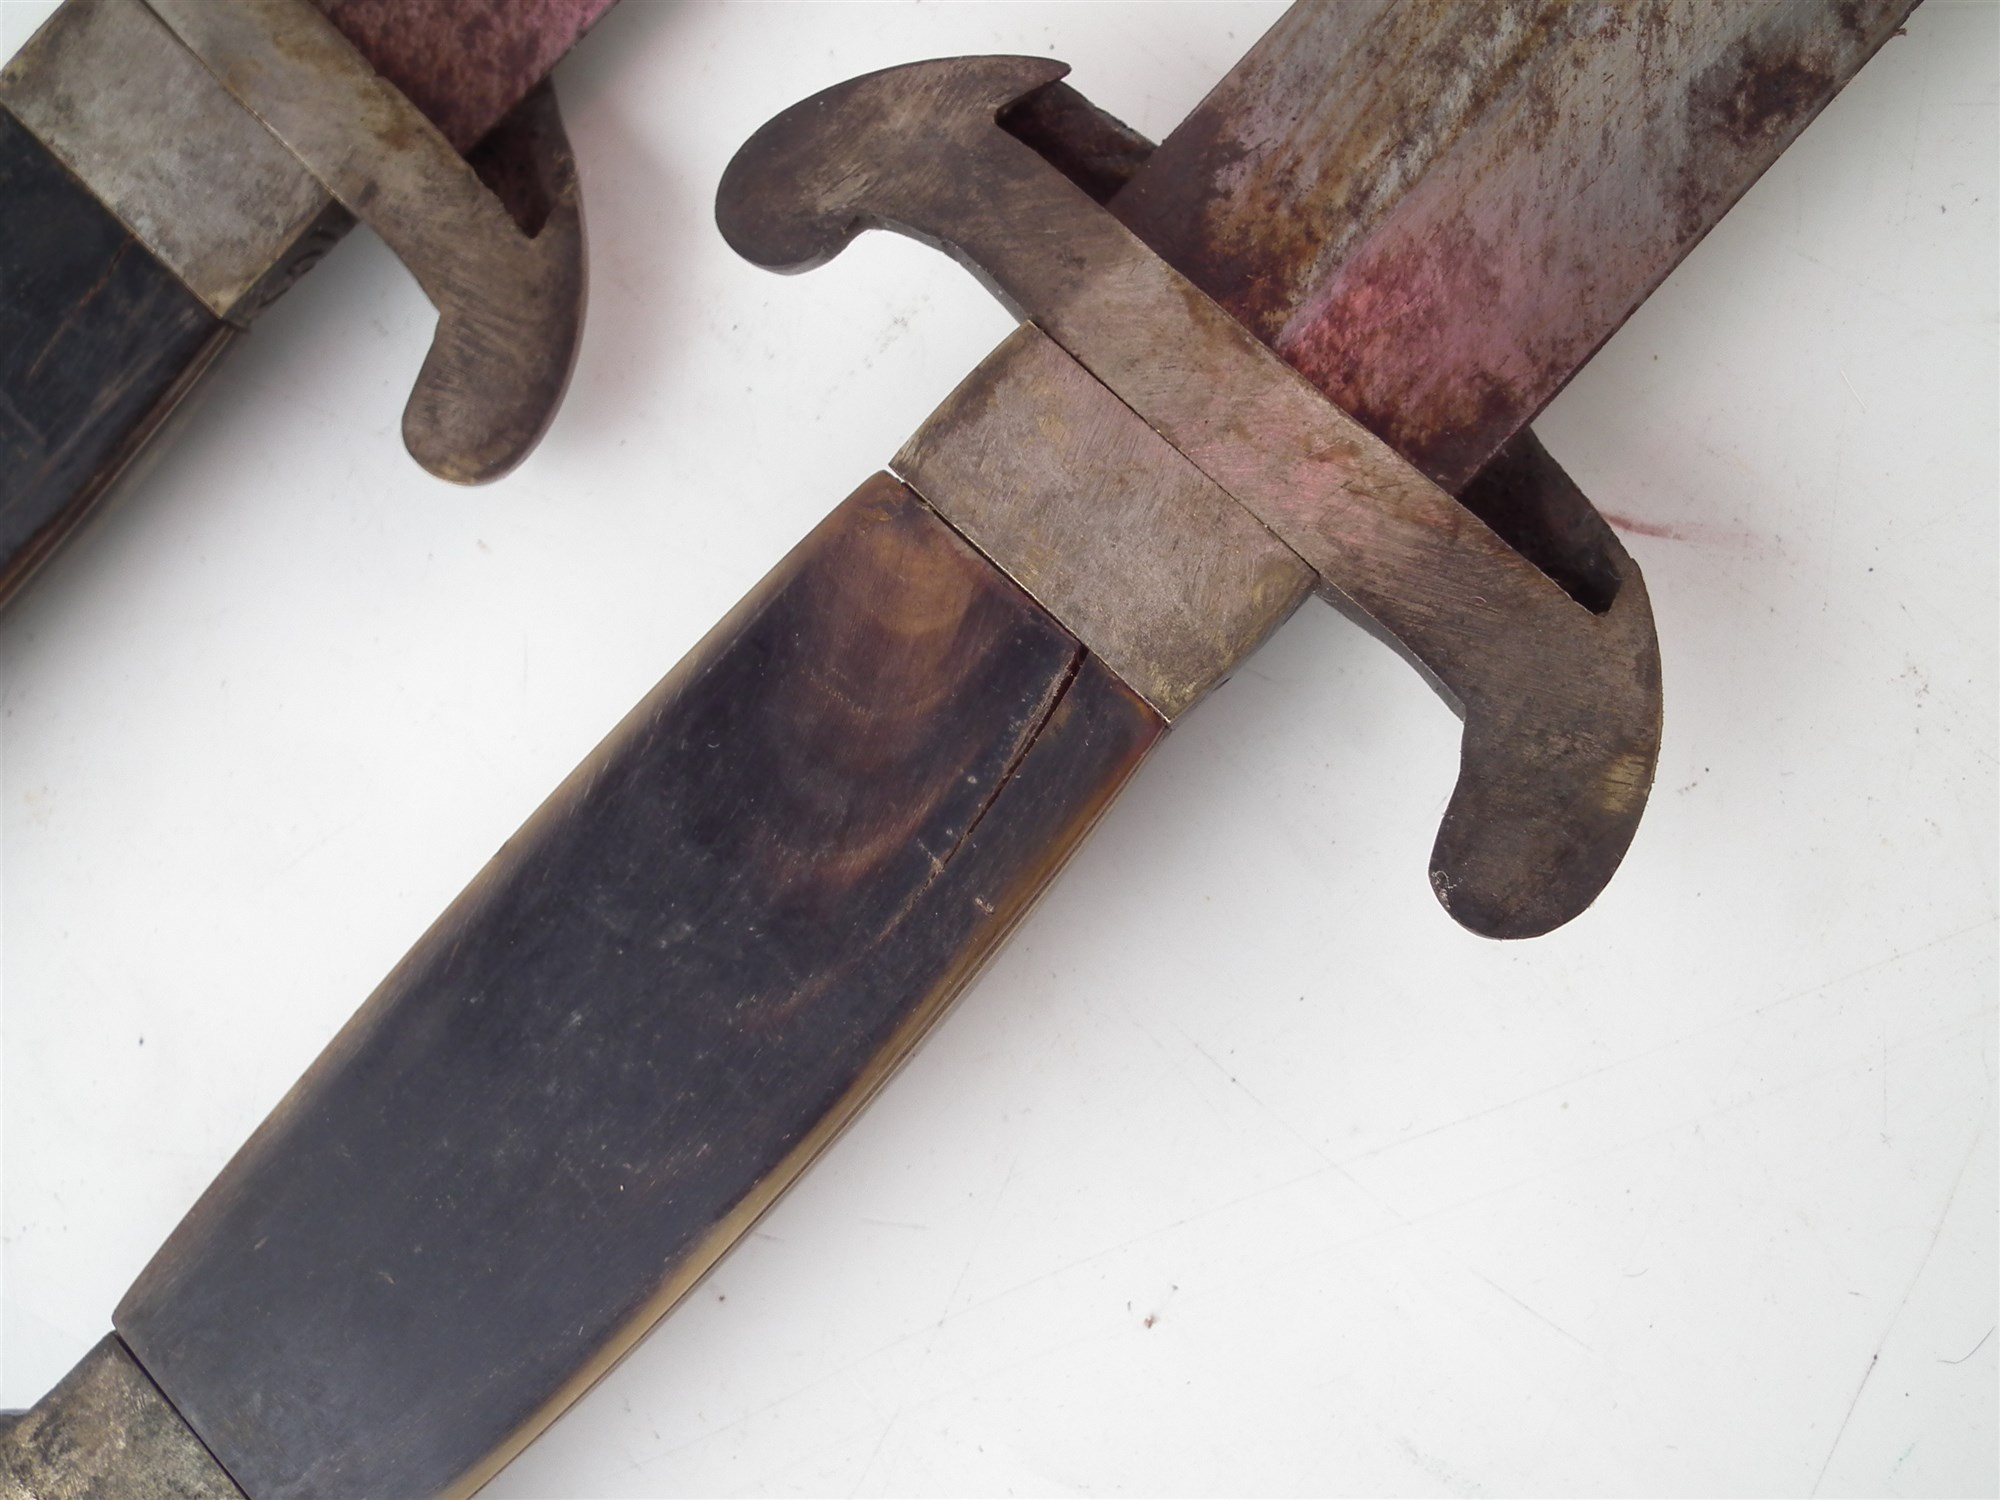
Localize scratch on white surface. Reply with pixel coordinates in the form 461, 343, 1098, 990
1115, 1006, 1228, 1123
1899, 74, 1925, 230
920, 1157, 1347, 1321
1474, 1272, 1598, 1358
1327, 919, 1992, 1175
1810, 1107, 1991, 1496
626, 1187, 1139, 1486
1938, 1325, 1994, 1366
1333, 1006, 1998, 1277
846, 1158, 1019, 1498
1751, 919, 1996, 1020
1395, 1432, 1491, 1497
270, 813, 365, 877
1776, 241, 1958, 330
1838, 368, 1870, 414
1815, 1351, 1881, 1496
1171, 1018, 1409, 1226
1882, 1027, 1890, 1144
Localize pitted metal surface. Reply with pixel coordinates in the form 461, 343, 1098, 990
310, 0, 617, 154
0, 1336, 243, 1499
897, 326, 1313, 721
0, 0, 327, 317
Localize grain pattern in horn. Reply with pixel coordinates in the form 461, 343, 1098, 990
0, 106, 227, 604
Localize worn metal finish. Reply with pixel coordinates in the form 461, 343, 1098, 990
997, 80, 1155, 207
1111, 0, 1921, 494
148, 0, 587, 485
0, 1336, 242, 1499
0, 0, 328, 318
311, 0, 617, 154
117, 477, 1163, 1499
1108, 0, 1484, 347
897, 325, 1313, 721
718, 58, 1662, 939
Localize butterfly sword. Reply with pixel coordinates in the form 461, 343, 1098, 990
0, 4, 1923, 1497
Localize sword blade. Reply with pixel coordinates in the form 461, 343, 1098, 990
1112, 0, 1922, 491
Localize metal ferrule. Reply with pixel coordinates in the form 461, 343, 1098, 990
0, 1336, 244, 1497
896, 324, 1315, 723
0, 0, 339, 324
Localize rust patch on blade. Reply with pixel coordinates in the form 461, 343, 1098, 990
1271, 198, 1539, 493
1111, 0, 1915, 498
1719, 55, 1836, 142
310, 0, 615, 150
1110, 0, 1579, 347
1669, 23, 1846, 242
1248, 0, 1916, 494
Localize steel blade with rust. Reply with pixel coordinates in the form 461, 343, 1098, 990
1, 6, 1991, 1497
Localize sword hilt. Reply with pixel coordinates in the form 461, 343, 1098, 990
717, 57, 1663, 939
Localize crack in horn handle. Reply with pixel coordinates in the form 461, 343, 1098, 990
715, 56, 1662, 939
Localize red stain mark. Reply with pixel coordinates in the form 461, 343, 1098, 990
1601, 511, 1694, 541
1601, 512, 1766, 552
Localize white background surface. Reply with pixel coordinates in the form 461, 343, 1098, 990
1, 3, 1994, 1496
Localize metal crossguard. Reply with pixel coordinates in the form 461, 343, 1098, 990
716, 56, 1663, 940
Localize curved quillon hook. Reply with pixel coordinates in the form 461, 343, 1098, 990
398, 80, 586, 485
719, 57, 1662, 939
718, 56, 1071, 283
147, 0, 587, 485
